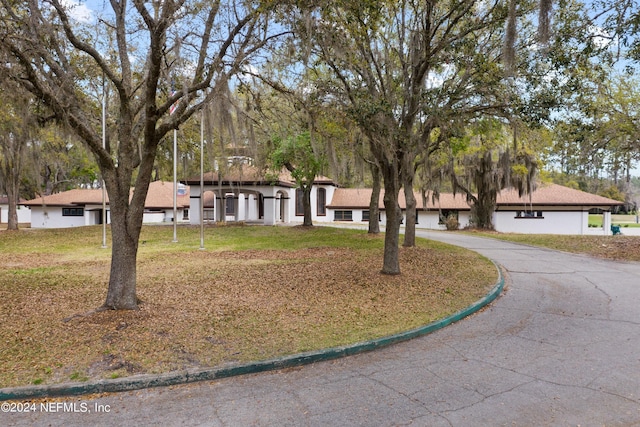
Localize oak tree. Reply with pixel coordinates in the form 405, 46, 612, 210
0, 0, 280, 309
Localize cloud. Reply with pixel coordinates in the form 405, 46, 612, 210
59, 0, 94, 24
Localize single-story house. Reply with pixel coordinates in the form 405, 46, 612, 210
0, 196, 31, 224
183, 165, 338, 226
22, 181, 190, 229
20, 166, 624, 235
326, 183, 623, 235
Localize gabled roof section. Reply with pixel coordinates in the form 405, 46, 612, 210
143, 181, 190, 209
22, 188, 104, 207
496, 183, 622, 207
328, 184, 623, 211
182, 164, 337, 188
327, 188, 470, 210
21, 181, 190, 209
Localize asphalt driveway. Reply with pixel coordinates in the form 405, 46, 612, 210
5, 231, 640, 426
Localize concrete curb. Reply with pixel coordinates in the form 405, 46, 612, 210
0, 263, 504, 401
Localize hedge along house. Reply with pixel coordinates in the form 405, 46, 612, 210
22, 181, 190, 228
184, 165, 338, 226
327, 183, 623, 235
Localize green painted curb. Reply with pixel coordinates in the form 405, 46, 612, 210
0, 262, 504, 401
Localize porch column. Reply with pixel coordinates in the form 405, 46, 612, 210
236, 194, 245, 222
189, 187, 201, 225
263, 196, 276, 225
247, 194, 257, 221
603, 210, 612, 235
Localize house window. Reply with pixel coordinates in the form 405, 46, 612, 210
362, 210, 381, 222
516, 210, 543, 218
439, 210, 459, 224
317, 188, 326, 216
182, 209, 189, 220
334, 210, 353, 221
62, 208, 84, 217
296, 188, 304, 216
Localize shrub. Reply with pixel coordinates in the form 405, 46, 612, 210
444, 214, 460, 231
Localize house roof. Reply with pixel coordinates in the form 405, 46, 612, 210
182, 165, 337, 188
21, 181, 190, 209
22, 188, 104, 207
327, 188, 470, 210
328, 183, 622, 210
496, 183, 622, 207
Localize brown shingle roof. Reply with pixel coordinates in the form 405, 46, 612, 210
22, 182, 190, 209
496, 183, 622, 206
328, 184, 622, 210
327, 188, 470, 210
22, 188, 105, 207
143, 181, 190, 209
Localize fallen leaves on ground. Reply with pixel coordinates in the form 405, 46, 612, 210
0, 228, 497, 388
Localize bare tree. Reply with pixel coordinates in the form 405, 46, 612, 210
0, 0, 281, 309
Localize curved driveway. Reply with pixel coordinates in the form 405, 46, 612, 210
6, 232, 640, 426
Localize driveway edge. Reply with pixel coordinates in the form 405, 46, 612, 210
0, 262, 504, 401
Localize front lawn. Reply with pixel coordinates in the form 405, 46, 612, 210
0, 225, 497, 388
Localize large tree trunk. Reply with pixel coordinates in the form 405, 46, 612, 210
368, 162, 380, 234
302, 184, 313, 226
381, 179, 402, 275
100, 169, 150, 310
378, 153, 402, 275
1, 133, 24, 231
6, 182, 19, 230
472, 187, 497, 229
403, 183, 416, 247
103, 219, 140, 310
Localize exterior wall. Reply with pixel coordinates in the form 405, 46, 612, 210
0, 204, 32, 224
326, 208, 472, 230
189, 184, 294, 226
493, 209, 589, 234
291, 184, 336, 225
143, 211, 167, 223
188, 183, 337, 226
29, 207, 87, 229
416, 211, 472, 230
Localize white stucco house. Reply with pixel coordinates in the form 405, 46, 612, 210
21, 181, 190, 229
0, 196, 31, 224
183, 165, 338, 226
20, 166, 623, 236
326, 183, 623, 235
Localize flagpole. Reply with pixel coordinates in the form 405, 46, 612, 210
101, 81, 107, 249
200, 108, 205, 250
173, 128, 178, 243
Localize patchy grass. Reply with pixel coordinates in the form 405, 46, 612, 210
0, 225, 497, 388
465, 230, 640, 262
